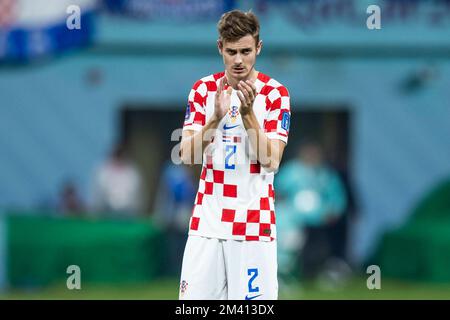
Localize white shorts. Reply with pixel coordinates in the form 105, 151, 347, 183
179, 235, 278, 300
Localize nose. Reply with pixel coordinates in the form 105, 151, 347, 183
234, 53, 243, 65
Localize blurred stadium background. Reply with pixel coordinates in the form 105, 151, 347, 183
1, 0, 450, 299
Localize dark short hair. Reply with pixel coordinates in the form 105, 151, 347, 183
217, 10, 260, 45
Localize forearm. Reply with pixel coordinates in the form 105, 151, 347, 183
242, 111, 281, 171
180, 116, 221, 165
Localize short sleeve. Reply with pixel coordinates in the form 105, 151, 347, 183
263, 86, 291, 144
183, 80, 207, 132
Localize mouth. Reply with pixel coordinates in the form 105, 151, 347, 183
232, 67, 245, 73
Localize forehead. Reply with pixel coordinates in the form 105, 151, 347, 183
222, 35, 256, 49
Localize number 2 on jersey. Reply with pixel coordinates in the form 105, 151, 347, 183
225, 145, 236, 170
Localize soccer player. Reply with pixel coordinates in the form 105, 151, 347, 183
178, 9, 291, 300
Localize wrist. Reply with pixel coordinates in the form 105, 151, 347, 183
241, 109, 255, 121
209, 115, 222, 126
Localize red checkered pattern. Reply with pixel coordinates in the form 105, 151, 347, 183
183, 72, 225, 132
216, 184, 277, 241
0, 0, 16, 27
255, 73, 291, 143
184, 72, 290, 242
219, 186, 276, 241
190, 216, 200, 231
193, 166, 239, 204
250, 161, 261, 174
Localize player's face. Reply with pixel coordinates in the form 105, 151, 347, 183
218, 35, 262, 82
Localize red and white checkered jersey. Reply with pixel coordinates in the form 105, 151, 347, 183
183, 71, 291, 242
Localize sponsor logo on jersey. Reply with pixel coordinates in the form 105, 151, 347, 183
222, 124, 241, 143
223, 123, 239, 130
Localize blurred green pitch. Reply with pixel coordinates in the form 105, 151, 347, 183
1, 276, 450, 300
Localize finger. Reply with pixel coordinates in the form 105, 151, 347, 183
246, 80, 257, 96
219, 76, 228, 99
241, 81, 254, 101
239, 88, 251, 106
238, 82, 250, 101
236, 90, 246, 105
217, 77, 224, 95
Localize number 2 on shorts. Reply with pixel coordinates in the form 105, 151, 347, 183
247, 268, 259, 293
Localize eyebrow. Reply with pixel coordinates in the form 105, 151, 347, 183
225, 47, 252, 52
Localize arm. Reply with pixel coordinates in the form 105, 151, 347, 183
237, 80, 287, 172
180, 77, 231, 165
241, 111, 286, 172
180, 121, 220, 166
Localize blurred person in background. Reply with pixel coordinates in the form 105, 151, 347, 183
91, 142, 144, 218
275, 139, 350, 288
58, 180, 85, 216
153, 161, 196, 276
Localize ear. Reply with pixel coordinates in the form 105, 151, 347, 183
217, 39, 223, 55
256, 40, 263, 55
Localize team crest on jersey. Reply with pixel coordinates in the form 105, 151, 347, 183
180, 280, 188, 296
228, 105, 240, 123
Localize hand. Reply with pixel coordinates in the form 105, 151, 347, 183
237, 80, 257, 116
214, 76, 232, 121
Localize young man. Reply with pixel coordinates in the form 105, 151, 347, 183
179, 9, 291, 300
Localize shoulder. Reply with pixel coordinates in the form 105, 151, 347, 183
190, 71, 225, 94
256, 72, 290, 101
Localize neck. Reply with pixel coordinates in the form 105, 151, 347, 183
226, 69, 259, 90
